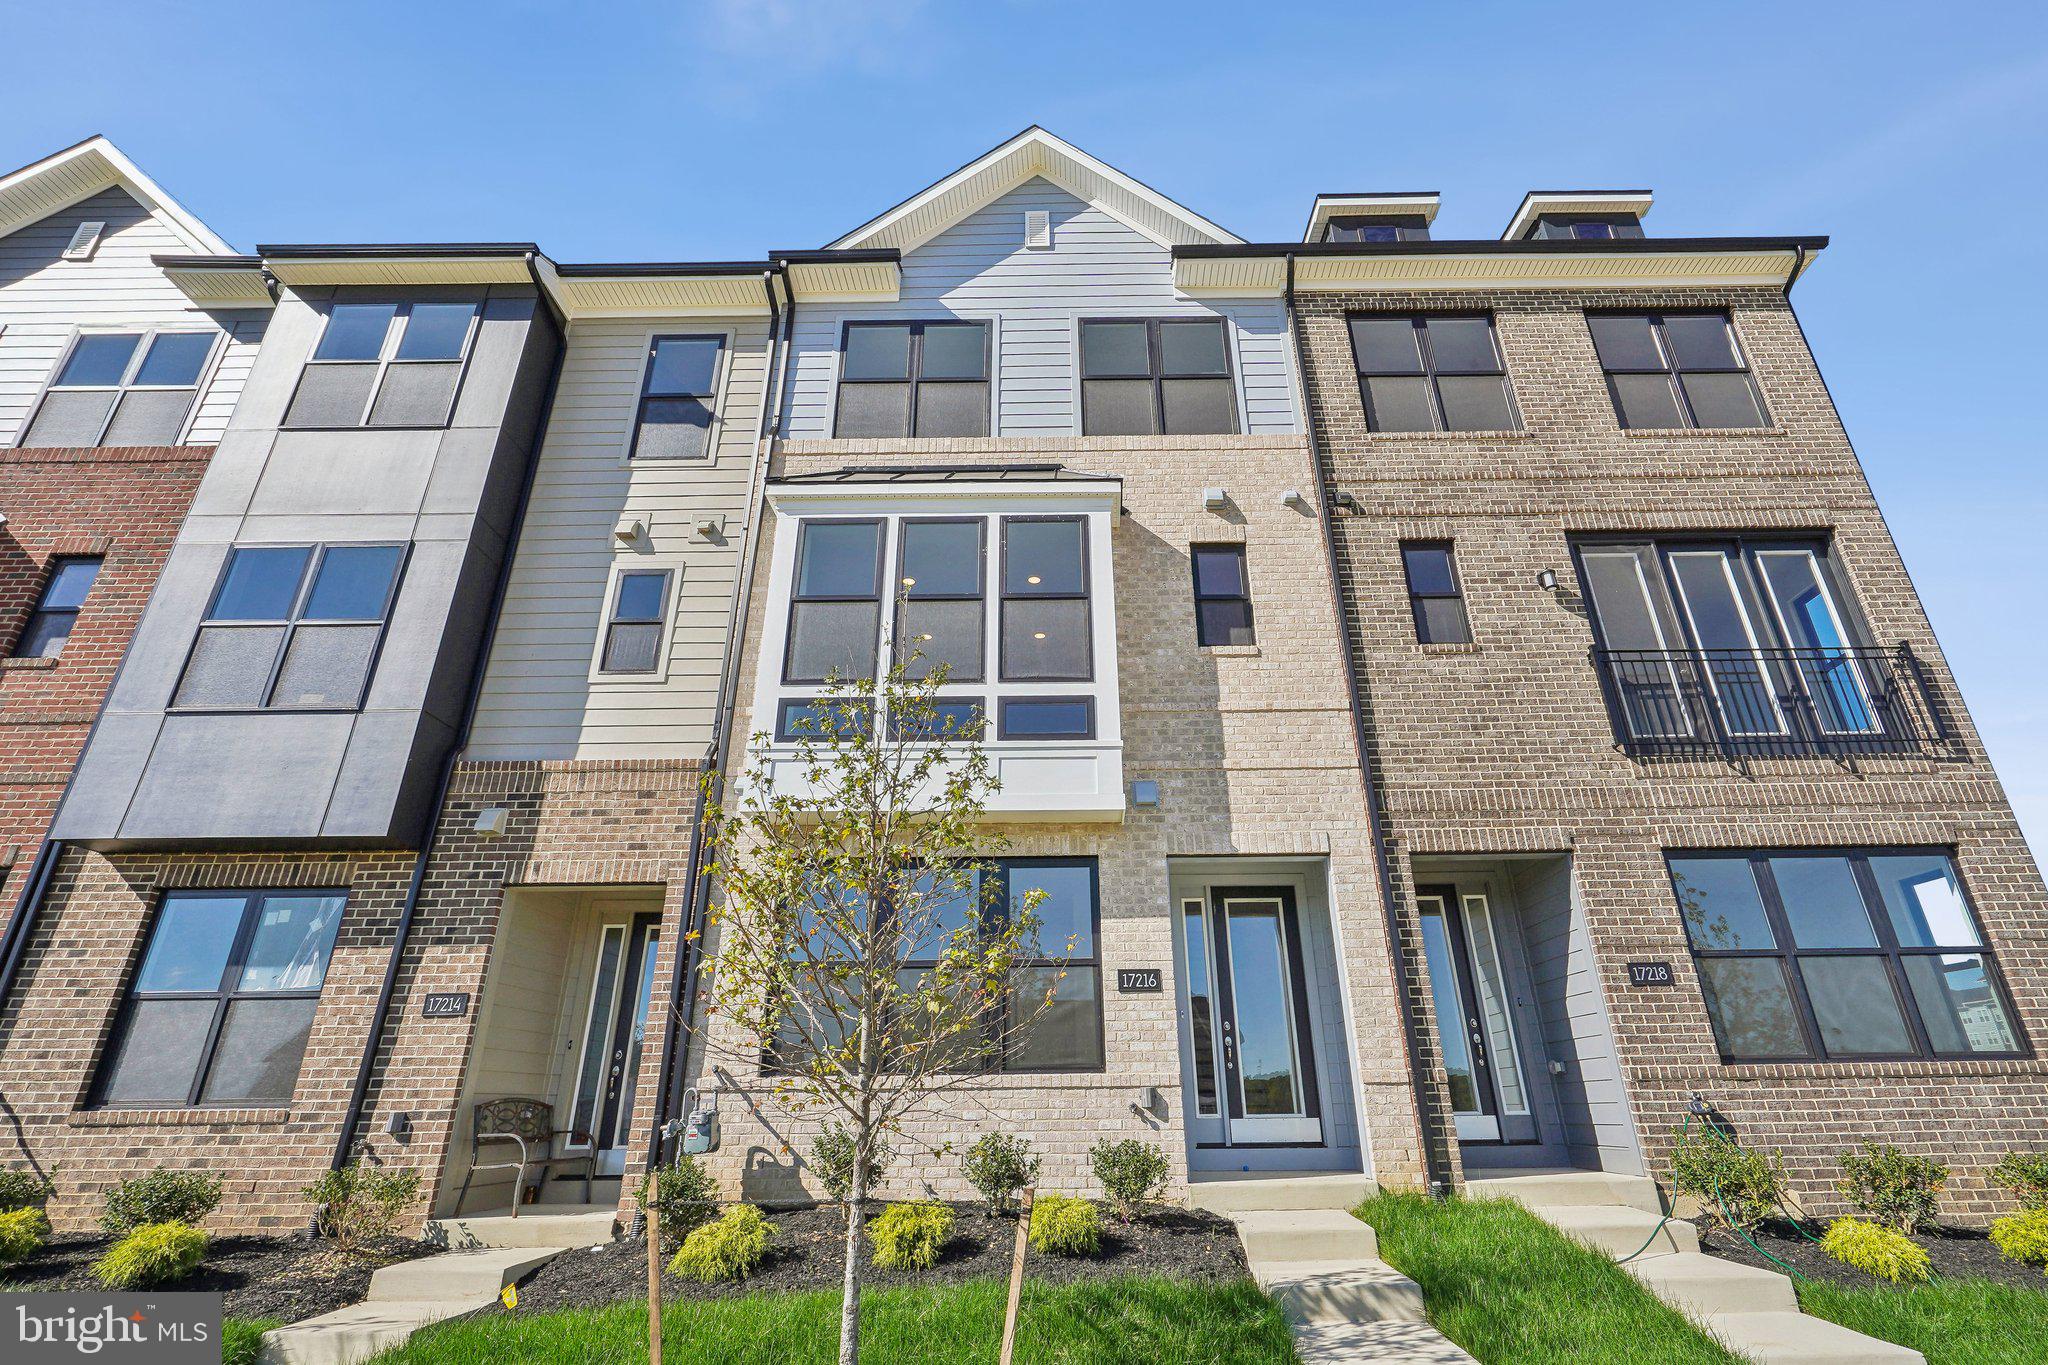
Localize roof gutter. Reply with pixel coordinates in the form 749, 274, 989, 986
1282, 250, 1447, 1195
645, 263, 794, 1172
326, 251, 566, 1174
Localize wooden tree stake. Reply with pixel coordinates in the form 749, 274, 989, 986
999, 1186, 1034, 1365
647, 1201, 663, 1365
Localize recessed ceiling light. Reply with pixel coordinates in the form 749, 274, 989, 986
1027, 575, 1041, 585
1033, 632, 1046, 639
902, 576, 916, 586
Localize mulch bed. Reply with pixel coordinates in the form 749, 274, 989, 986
513, 1201, 1247, 1311
0, 1234, 438, 1323
1695, 1217, 2043, 1290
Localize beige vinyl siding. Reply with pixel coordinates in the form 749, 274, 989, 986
465, 316, 771, 760
0, 187, 257, 445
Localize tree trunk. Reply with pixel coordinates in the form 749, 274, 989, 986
838, 1146, 866, 1365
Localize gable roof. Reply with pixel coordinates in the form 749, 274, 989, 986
0, 135, 235, 254
826, 126, 1241, 254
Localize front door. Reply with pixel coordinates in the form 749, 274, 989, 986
1417, 886, 1534, 1144
1183, 887, 1322, 1146
569, 912, 660, 1177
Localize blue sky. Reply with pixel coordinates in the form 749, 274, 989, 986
9, 1, 2047, 859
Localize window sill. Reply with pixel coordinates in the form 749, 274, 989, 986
1202, 644, 1262, 658
0, 656, 60, 671
1621, 426, 1785, 438
1355, 429, 1532, 441
69, 1105, 292, 1128
1417, 642, 1482, 655
1716, 1057, 2043, 1081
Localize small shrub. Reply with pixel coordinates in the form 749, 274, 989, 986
0, 1206, 50, 1266
1089, 1138, 1169, 1224
669, 1205, 772, 1283
1028, 1194, 1103, 1257
867, 1200, 954, 1271
1820, 1216, 1931, 1284
809, 1123, 889, 1205
101, 1168, 221, 1236
1837, 1143, 1946, 1235
302, 1160, 421, 1250
94, 1221, 209, 1289
0, 1168, 55, 1214
1991, 1152, 2048, 1212
1990, 1207, 2048, 1269
962, 1133, 1041, 1216
1669, 1128, 1787, 1232
638, 1156, 718, 1243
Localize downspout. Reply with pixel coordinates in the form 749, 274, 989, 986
644, 264, 792, 1170
1783, 243, 1808, 299
1283, 250, 1446, 1195
327, 254, 568, 1172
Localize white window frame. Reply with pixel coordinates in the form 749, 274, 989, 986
587, 557, 683, 684
13, 324, 224, 448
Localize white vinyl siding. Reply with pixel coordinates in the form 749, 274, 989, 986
465, 316, 773, 760
0, 187, 259, 445
783, 179, 1296, 438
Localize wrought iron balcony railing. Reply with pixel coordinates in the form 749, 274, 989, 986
1591, 644, 1949, 759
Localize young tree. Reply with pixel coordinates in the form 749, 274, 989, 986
695, 661, 1071, 1365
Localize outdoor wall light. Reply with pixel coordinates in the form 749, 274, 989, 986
1536, 569, 1559, 592
1280, 488, 1310, 511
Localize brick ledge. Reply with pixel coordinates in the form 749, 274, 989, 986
68, 1106, 291, 1128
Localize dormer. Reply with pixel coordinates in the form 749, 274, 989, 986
1304, 193, 1439, 244
1503, 190, 1652, 241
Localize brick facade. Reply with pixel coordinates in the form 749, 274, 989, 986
0, 445, 211, 921
1294, 284, 2048, 1221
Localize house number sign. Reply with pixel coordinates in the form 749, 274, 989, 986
1625, 961, 1675, 988
421, 992, 471, 1018
1116, 968, 1163, 993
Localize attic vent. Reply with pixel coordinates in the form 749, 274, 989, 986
1024, 209, 1052, 250
62, 221, 106, 261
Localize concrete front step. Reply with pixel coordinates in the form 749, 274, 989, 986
260, 1300, 491, 1365
1528, 1203, 1699, 1258
1466, 1168, 1665, 1215
1252, 1258, 1427, 1326
1187, 1173, 1376, 1214
1232, 1208, 1380, 1263
537, 1176, 620, 1206
1622, 1251, 1798, 1317
1291, 1320, 1479, 1363
424, 1206, 617, 1249
1700, 1310, 1926, 1364
368, 1248, 563, 1302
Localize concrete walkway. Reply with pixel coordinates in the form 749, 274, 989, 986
259, 1205, 616, 1365
1468, 1168, 1925, 1365
1190, 1174, 1476, 1364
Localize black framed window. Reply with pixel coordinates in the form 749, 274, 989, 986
1669, 850, 2025, 1063
284, 299, 480, 429
1190, 544, 1254, 646
834, 321, 990, 438
889, 697, 985, 742
21, 328, 216, 447
782, 519, 883, 684
998, 696, 1093, 740
1000, 516, 1091, 681
1349, 314, 1517, 433
1323, 215, 1430, 243
776, 696, 877, 742
1529, 215, 1645, 241
10, 556, 102, 659
599, 569, 672, 674
94, 888, 348, 1107
1588, 312, 1767, 430
172, 543, 406, 711
1079, 318, 1237, 435
1401, 542, 1471, 644
894, 518, 985, 682
631, 335, 725, 459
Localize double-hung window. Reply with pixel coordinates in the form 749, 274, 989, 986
285, 300, 479, 429
834, 321, 990, 438
1000, 517, 1091, 682
1669, 851, 2024, 1063
10, 557, 102, 659
783, 519, 884, 685
21, 328, 216, 447
1349, 314, 1517, 433
631, 335, 725, 459
1191, 545, 1255, 646
1401, 542, 1472, 645
95, 888, 348, 1106
1079, 318, 1237, 435
599, 569, 673, 674
1588, 312, 1767, 430
173, 543, 406, 710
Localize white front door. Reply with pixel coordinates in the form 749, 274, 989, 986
1183, 887, 1323, 1147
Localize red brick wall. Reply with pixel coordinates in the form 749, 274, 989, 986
0, 445, 211, 914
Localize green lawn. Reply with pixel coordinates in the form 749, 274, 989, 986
1796, 1278, 2048, 1365
353, 1276, 1294, 1364
1356, 1191, 1743, 1364
223, 1317, 279, 1365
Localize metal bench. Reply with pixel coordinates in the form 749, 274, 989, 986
453, 1097, 594, 1217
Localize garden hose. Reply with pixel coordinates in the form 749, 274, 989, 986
1615, 1105, 1811, 1282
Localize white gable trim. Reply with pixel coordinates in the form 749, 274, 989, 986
828, 126, 1241, 254
0, 136, 234, 255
